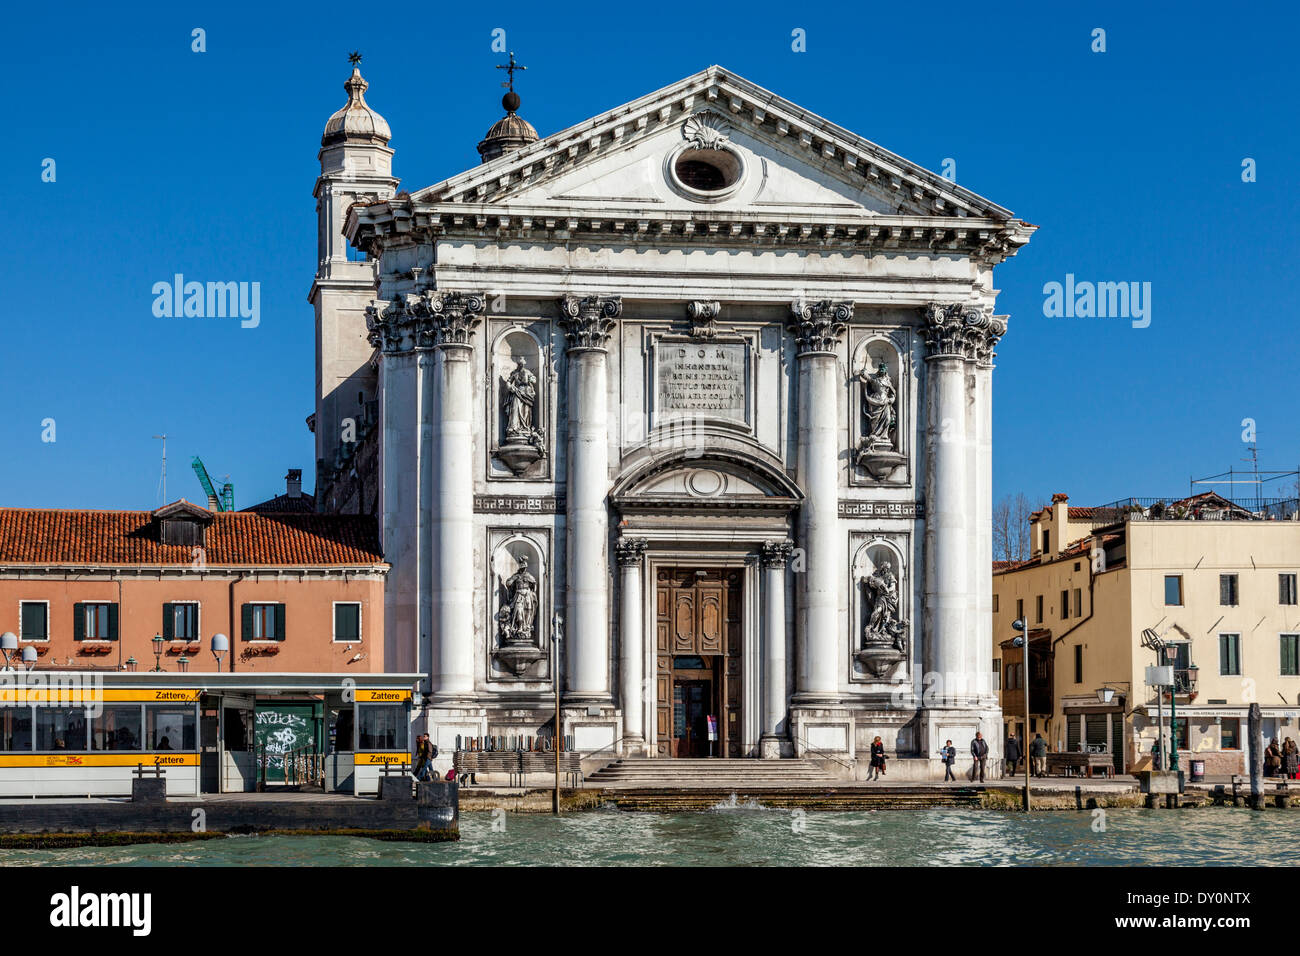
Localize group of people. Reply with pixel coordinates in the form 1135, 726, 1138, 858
866, 731, 1048, 783
1265, 737, 1300, 778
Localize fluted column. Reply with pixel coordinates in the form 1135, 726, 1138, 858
968, 312, 1005, 703
617, 537, 648, 746
558, 294, 622, 701
760, 540, 793, 753
788, 299, 851, 701
921, 303, 991, 705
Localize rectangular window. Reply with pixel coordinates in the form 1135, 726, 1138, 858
1074, 645, 1083, 684
1035, 595, 1044, 623
146, 705, 196, 751
0, 709, 33, 751
1219, 633, 1242, 676
35, 707, 89, 751
1060, 590, 1069, 621
243, 603, 285, 641
993, 659, 1001, 691
93, 704, 143, 751
357, 704, 408, 751
165, 602, 199, 641
1281, 574, 1298, 606
1072, 588, 1082, 617
75, 602, 118, 641
1220, 574, 1239, 606
1281, 634, 1300, 676
333, 603, 361, 643
1015, 598, 1024, 621
1164, 575, 1183, 606
992, 594, 999, 613
1221, 717, 1241, 750
19, 601, 48, 641
1042, 530, 1050, 554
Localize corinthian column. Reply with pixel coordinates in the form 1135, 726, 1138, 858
557, 294, 622, 701
788, 299, 851, 702
967, 311, 1005, 703
617, 537, 648, 747
760, 539, 793, 756
920, 303, 982, 704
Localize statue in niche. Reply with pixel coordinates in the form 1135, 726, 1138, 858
495, 356, 546, 475
863, 561, 908, 653
497, 555, 539, 645
861, 361, 897, 450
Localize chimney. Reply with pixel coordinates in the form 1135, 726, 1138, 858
286, 469, 303, 498
1051, 493, 1069, 556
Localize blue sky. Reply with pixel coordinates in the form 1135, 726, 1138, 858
2, 1, 1296, 511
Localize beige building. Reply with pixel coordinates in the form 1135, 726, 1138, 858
994, 491, 1300, 776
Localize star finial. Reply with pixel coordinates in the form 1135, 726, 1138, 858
348, 51, 363, 68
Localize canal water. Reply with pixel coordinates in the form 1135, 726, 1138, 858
3, 806, 1297, 866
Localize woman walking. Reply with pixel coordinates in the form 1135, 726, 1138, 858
1284, 738, 1299, 780
1266, 738, 1282, 777
868, 736, 887, 781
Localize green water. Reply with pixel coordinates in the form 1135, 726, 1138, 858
1, 806, 1295, 866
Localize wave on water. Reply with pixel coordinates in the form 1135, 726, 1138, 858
708, 793, 766, 812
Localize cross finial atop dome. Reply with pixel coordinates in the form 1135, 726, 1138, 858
322, 53, 391, 147
478, 52, 538, 163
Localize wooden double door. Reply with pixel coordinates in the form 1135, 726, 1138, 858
655, 567, 742, 757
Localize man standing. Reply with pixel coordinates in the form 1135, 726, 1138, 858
971, 732, 989, 783
1004, 731, 1022, 778
1030, 733, 1048, 777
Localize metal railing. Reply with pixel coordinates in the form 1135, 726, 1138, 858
791, 735, 856, 773
255, 745, 324, 789
1084, 496, 1299, 527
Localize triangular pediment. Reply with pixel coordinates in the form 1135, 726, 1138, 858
412, 66, 1017, 222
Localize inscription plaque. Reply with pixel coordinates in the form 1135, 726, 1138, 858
655, 342, 747, 423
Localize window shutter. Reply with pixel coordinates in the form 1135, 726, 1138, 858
73, 603, 84, 641
241, 603, 253, 641
162, 603, 174, 641
108, 604, 120, 641
275, 605, 286, 642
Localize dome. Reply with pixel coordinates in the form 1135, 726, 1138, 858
477, 92, 539, 163
322, 67, 391, 146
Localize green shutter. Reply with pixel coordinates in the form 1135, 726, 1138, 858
275, 605, 286, 642
72, 603, 84, 641
241, 603, 253, 641
108, 604, 120, 641
162, 603, 174, 641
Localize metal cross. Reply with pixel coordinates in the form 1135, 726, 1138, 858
348, 51, 362, 67
497, 51, 526, 91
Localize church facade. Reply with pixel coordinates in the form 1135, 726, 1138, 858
309, 63, 1034, 770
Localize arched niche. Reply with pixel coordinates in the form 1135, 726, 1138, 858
490, 327, 548, 478
851, 334, 908, 482
850, 538, 911, 681
490, 535, 547, 678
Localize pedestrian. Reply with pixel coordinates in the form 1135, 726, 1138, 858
1030, 733, 1047, 777
1285, 738, 1299, 780
1004, 732, 1022, 777
1266, 738, 1282, 777
940, 739, 957, 781
868, 735, 887, 780
413, 733, 436, 782
970, 732, 989, 783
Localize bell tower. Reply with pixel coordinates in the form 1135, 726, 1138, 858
308, 53, 398, 511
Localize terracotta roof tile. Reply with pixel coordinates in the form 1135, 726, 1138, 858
0, 506, 384, 567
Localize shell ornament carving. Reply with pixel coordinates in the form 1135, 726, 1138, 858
682, 112, 731, 150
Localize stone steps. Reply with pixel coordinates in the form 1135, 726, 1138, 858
586, 758, 836, 789
598, 787, 984, 812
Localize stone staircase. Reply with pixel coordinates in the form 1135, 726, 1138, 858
585, 758, 984, 811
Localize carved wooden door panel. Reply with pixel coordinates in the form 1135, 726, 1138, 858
725, 572, 742, 757
656, 571, 672, 756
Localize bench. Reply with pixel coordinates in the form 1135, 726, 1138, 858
1046, 752, 1116, 778
454, 751, 583, 788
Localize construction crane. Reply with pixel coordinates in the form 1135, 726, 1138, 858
191, 456, 234, 511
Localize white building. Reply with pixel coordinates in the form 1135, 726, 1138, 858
309, 62, 1034, 772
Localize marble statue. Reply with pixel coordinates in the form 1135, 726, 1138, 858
861, 362, 897, 450
498, 556, 539, 644
502, 359, 538, 444
864, 562, 907, 652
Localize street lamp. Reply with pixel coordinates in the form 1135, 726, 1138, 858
177, 656, 190, 673
1140, 627, 1168, 771
1164, 643, 1181, 773
124, 656, 138, 673
211, 633, 229, 671
152, 633, 165, 672
552, 612, 563, 816
1096, 686, 1116, 705
0, 632, 17, 671
1012, 617, 1031, 811
21, 646, 37, 671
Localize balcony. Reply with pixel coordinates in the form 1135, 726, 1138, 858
1173, 666, 1198, 699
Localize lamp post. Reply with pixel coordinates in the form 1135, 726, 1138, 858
1164, 643, 1180, 773
152, 633, 165, 672
552, 612, 563, 816
21, 646, 37, 671
1012, 618, 1030, 811
177, 656, 190, 673
0, 632, 17, 671
1140, 628, 1167, 771
211, 633, 229, 672
124, 656, 138, 673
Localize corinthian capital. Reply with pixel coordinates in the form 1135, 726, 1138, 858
788, 299, 852, 354
365, 291, 486, 353
921, 303, 1005, 362
557, 294, 622, 350
616, 537, 648, 566
760, 539, 794, 569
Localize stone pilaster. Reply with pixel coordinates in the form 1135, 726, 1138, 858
557, 294, 622, 701
760, 539, 793, 756
788, 299, 851, 702
616, 537, 648, 748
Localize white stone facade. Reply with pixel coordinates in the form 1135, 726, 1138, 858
313, 65, 1034, 768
